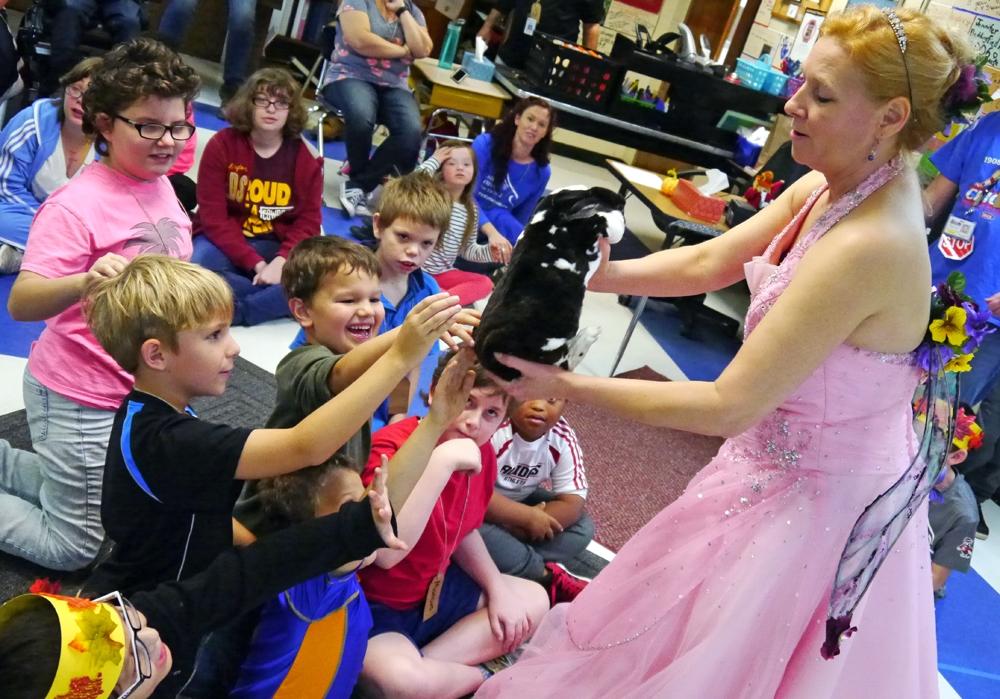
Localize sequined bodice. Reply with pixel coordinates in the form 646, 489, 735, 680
733, 158, 919, 474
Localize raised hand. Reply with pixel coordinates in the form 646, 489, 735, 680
393, 292, 462, 366
440, 308, 481, 350
368, 461, 407, 551
428, 347, 476, 426
432, 145, 456, 164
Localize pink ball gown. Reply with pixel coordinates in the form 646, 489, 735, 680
477, 159, 938, 698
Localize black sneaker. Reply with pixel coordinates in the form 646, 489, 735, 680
976, 504, 990, 541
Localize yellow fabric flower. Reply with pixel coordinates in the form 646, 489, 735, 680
929, 306, 969, 346
944, 352, 973, 373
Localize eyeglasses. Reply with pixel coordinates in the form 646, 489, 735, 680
94, 591, 152, 698
252, 95, 291, 111
65, 84, 87, 100
113, 114, 196, 141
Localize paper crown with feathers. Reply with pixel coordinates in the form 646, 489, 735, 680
0, 589, 126, 699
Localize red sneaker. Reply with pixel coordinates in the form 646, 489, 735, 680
545, 562, 590, 605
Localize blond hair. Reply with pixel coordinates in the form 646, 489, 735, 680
84, 255, 233, 373
378, 170, 452, 236
821, 6, 973, 152
282, 236, 381, 303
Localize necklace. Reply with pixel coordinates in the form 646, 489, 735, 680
423, 473, 471, 621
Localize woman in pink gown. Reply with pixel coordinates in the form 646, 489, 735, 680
478, 8, 973, 698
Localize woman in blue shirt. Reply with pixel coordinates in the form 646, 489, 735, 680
471, 97, 555, 256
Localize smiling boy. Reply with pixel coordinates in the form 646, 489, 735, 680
80, 254, 459, 597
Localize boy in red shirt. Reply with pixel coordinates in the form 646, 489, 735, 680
358, 351, 549, 698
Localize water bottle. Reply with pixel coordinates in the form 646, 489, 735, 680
438, 19, 464, 69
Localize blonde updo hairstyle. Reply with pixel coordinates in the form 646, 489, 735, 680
820, 6, 974, 152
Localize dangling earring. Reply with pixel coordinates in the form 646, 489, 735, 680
867, 137, 880, 162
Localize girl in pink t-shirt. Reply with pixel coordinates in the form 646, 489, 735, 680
1, 38, 201, 571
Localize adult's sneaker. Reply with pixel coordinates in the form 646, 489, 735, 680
545, 562, 590, 605
340, 181, 370, 217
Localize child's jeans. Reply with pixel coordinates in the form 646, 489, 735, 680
0, 367, 112, 570
479, 489, 595, 581
192, 235, 291, 326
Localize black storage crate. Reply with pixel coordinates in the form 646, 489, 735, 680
524, 33, 624, 112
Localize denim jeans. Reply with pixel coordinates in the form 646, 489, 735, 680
0, 367, 112, 570
323, 78, 422, 193
961, 327, 1000, 407
47, 0, 142, 92
192, 234, 290, 326
479, 489, 595, 581
158, 0, 256, 88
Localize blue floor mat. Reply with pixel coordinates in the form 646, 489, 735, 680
192, 101, 229, 133
935, 568, 1000, 698
0, 275, 43, 359
322, 206, 371, 239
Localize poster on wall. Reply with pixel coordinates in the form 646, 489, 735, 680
616, 0, 663, 14
844, 0, 901, 9
789, 10, 824, 63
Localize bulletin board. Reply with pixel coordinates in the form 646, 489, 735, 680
925, 1, 1000, 69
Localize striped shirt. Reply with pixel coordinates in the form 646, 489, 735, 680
490, 417, 588, 501
417, 156, 494, 274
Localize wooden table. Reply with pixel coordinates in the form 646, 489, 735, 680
603, 159, 743, 375
411, 58, 511, 121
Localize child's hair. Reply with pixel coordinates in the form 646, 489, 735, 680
434, 140, 479, 250
258, 454, 357, 526
225, 67, 308, 138
84, 254, 234, 373
282, 236, 382, 303
56, 56, 103, 124
429, 349, 506, 398
378, 170, 452, 236
0, 596, 60, 699
82, 38, 201, 156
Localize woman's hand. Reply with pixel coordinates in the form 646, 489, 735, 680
253, 256, 285, 286
84, 253, 129, 290
986, 291, 1000, 318
491, 353, 573, 401
585, 237, 613, 292
485, 228, 513, 264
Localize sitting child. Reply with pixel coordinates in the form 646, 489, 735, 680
0, 466, 402, 699
194, 67, 323, 326
80, 254, 458, 597
292, 171, 467, 429
930, 406, 982, 599
481, 397, 594, 604
416, 142, 503, 305
357, 351, 549, 699
231, 352, 477, 697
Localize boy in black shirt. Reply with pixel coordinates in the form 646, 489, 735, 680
81, 254, 462, 596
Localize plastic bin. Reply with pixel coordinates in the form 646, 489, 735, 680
735, 57, 771, 90
524, 33, 624, 112
762, 70, 789, 97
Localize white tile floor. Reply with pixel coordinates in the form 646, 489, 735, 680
2, 50, 996, 695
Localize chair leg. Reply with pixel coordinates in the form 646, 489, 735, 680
610, 295, 648, 377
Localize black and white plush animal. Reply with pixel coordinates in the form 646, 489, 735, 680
475, 186, 626, 380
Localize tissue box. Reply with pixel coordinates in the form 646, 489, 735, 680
461, 51, 495, 82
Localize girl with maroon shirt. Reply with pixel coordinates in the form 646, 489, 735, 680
193, 68, 323, 326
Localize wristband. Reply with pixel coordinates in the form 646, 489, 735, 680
396, 5, 410, 17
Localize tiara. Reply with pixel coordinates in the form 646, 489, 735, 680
0, 593, 126, 699
882, 9, 908, 54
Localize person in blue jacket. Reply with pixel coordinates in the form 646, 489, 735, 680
0, 57, 102, 274
471, 97, 555, 255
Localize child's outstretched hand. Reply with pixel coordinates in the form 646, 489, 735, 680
440, 308, 481, 350
428, 347, 476, 426
394, 292, 462, 366
369, 460, 407, 551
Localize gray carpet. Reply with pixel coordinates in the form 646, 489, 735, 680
0, 357, 606, 599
